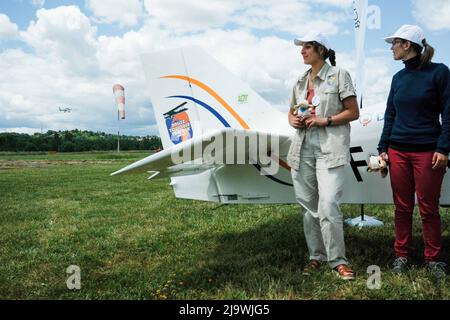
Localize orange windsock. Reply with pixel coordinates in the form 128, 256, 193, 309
113, 84, 125, 119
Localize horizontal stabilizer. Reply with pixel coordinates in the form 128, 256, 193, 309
111, 128, 291, 179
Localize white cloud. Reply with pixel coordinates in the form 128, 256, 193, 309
143, 0, 240, 33
0, 127, 45, 134
0, 14, 19, 38
31, 0, 45, 8
316, 0, 353, 7
20, 6, 99, 74
233, 2, 345, 36
335, 51, 393, 108
86, 0, 144, 27
143, 0, 347, 35
96, 22, 167, 77
361, 56, 392, 107
412, 0, 450, 31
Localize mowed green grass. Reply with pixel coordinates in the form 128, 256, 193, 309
0, 150, 151, 161
1, 152, 449, 299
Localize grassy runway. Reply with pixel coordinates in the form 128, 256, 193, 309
1, 151, 449, 299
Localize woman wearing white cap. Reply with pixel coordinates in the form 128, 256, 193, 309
378, 25, 450, 278
287, 31, 360, 280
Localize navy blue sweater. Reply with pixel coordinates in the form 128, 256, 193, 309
378, 55, 450, 155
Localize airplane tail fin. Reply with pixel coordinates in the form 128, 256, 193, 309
140, 46, 291, 149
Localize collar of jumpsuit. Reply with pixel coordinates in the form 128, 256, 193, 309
300, 63, 331, 83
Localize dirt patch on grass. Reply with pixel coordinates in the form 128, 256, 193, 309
0, 160, 115, 169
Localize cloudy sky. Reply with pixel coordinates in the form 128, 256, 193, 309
1, 0, 450, 136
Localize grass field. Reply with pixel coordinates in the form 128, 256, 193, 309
1, 151, 449, 299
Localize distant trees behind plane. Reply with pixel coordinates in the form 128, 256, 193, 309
0, 130, 162, 152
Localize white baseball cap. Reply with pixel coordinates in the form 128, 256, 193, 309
294, 31, 330, 50
384, 24, 425, 47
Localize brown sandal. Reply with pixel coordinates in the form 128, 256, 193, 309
302, 259, 322, 276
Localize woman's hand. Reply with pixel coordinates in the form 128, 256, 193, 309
379, 152, 389, 164
432, 152, 448, 170
304, 116, 327, 129
288, 111, 305, 129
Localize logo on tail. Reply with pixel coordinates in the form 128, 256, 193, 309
164, 102, 193, 144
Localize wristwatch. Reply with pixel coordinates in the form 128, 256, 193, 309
326, 116, 333, 126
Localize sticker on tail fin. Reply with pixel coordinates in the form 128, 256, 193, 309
164, 102, 193, 144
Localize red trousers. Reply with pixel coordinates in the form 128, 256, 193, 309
388, 148, 446, 262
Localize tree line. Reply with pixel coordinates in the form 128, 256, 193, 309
0, 130, 162, 152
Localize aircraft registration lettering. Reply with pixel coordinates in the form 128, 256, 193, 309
350, 146, 368, 182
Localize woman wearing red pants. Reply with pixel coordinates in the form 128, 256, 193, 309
378, 25, 450, 278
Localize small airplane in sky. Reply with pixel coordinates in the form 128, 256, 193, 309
59, 107, 72, 113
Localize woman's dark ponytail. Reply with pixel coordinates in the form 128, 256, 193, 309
327, 49, 336, 66
419, 39, 434, 70
313, 42, 336, 67
312, 42, 337, 66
